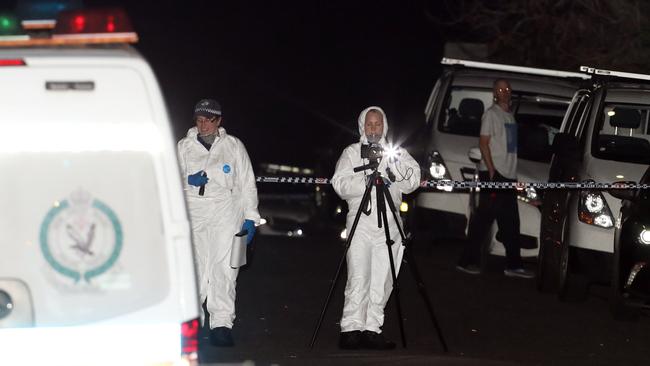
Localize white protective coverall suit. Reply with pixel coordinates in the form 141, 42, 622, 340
177, 126, 260, 329
331, 107, 421, 333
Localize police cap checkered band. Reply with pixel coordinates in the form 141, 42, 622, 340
194, 99, 222, 118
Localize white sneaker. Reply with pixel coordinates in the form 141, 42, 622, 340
504, 268, 535, 279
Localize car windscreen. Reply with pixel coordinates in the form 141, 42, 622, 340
438, 86, 568, 162
591, 89, 650, 165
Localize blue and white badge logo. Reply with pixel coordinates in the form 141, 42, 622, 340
39, 189, 123, 284
223, 164, 231, 174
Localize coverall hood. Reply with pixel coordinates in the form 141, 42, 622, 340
358, 106, 389, 145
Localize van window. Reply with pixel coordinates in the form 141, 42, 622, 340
591, 90, 650, 164
438, 86, 569, 162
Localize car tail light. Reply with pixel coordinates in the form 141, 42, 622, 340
181, 318, 199, 365
578, 182, 614, 228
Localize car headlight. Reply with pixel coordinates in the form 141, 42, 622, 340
429, 162, 447, 179
640, 229, 650, 245
425, 151, 453, 192
585, 194, 604, 213
578, 182, 613, 228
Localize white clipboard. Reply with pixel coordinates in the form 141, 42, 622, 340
229, 230, 248, 268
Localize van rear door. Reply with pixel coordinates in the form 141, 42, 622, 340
0, 58, 197, 365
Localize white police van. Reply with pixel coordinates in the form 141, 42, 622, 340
415, 58, 589, 261
0, 8, 199, 366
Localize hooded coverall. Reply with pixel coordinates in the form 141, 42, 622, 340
177, 126, 260, 329
331, 107, 421, 334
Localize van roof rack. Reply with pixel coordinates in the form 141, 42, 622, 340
442, 57, 591, 80
579, 66, 650, 82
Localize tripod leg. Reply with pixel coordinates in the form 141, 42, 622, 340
383, 186, 449, 352
309, 178, 374, 349
403, 242, 449, 352
376, 182, 407, 348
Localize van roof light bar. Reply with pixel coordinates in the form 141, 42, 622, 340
579, 66, 650, 82
0, 7, 137, 47
442, 58, 591, 80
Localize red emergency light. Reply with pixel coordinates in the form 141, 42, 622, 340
53, 8, 137, 42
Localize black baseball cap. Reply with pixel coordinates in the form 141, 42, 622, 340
193, 99, 222, 118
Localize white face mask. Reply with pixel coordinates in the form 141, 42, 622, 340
367, 133, 381, 144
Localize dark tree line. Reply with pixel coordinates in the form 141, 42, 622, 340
426, 0, 650, 73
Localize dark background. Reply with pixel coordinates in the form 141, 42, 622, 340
77, 0, 443, 174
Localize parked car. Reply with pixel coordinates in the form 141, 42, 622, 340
0, 8, 199, 366
414, 58, 589, 263
609, 166, 650, 319
537, 66, 650, 302
256, 162, 329, 238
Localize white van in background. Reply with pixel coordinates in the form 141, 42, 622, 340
414, 58, 590, 259
0, 8, 199, 366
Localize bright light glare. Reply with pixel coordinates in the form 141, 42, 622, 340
0, 323, 181, 366
258, 218, 267, 226
296, 229, 304, 236
384, 145, 400, 161
640, 229, 650, 245
0, 123, 163, 153
399, 201, 409, 213
607, 110, 616, 117
340, 229, 348, 240
526, 187, 538, 200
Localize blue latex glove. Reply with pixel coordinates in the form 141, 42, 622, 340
188, 170, 208, 187
241, 219, 256, 245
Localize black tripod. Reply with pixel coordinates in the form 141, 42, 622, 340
309, 164, 448, 352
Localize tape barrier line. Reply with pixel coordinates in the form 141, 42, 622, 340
255, 176, 650, 190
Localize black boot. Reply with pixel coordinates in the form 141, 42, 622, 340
338, 330, 362, 350
361, 330, 396, 350
209, 326, 234, 347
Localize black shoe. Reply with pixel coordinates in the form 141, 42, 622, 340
361, 330, 396, 350
209, 326, 234, 347
338, 330, 362, 350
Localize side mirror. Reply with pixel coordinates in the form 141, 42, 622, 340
468, 147, 481, 164
608, 181, 639, 201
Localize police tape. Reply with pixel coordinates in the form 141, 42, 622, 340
255, 176, 650, 190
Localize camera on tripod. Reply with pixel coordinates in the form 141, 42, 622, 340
361, 143, 384, 160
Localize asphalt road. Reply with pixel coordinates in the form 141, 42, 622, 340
198, 226, 650, 366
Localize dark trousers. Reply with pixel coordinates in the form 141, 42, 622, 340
459, 171, 524, 269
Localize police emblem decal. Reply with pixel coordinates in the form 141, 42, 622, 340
39, 189, 123, 283
223, 164, 231, 174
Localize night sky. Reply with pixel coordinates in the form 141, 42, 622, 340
7, 0, 444, 174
